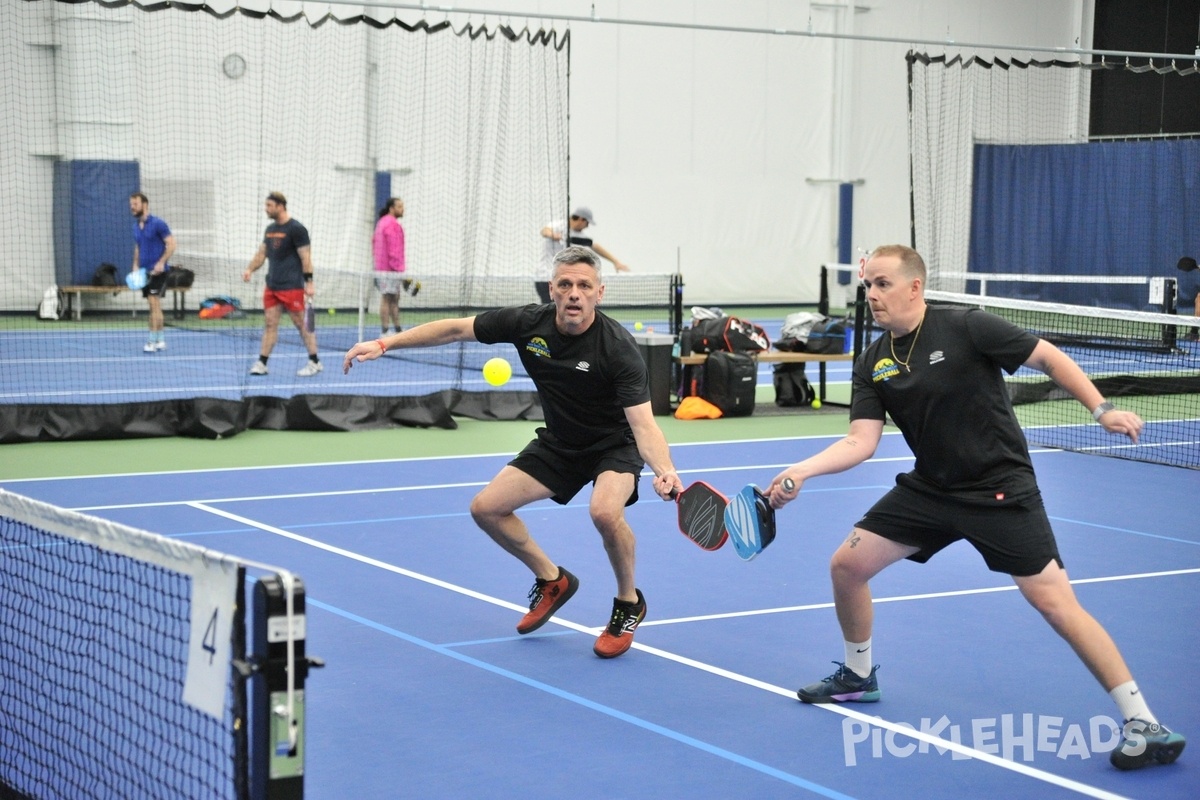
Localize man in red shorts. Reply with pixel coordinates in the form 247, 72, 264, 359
242, 191, 322, 376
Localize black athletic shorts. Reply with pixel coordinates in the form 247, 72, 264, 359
143, 270, 170, 298
510, 428, 643, 506
855, 473, 1063, 577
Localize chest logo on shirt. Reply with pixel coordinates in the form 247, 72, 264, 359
575, 361, 591, 372
929, 350, 945, 365
871, 358, 902, 382
524, 337, 551, 359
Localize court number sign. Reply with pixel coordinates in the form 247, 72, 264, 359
183, 565, 240, 719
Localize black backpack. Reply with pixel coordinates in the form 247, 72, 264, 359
805, 318, 847, 354
703, 351, 757, 416
689, 316, 771, 355
91, 263, 119, 287
773, 362, 814, 407
165, 267, 195, 288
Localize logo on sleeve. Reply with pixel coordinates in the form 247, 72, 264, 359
525, 337, 551, 359
872, 358, 902, 382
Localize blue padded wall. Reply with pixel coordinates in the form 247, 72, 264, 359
53, 160, 141, 286
375, 171, 391, 220
969, 139, 1200, 308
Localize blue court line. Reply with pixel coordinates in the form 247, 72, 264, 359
138, 495, 1197, 553
440, 629, 581, 647
1050, 516, 1200, 546
305, 597, 858, 800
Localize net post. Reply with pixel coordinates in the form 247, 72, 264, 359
852, 283, 867, 355
669, 273, 684, 406
818, 265, 830, 317
670, 273, 684, 335
233, 566, 251, 800
1163, 277, 1179, 350
250, 574, 316, 800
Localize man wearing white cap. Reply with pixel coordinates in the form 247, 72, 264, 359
537, 206, 630, 302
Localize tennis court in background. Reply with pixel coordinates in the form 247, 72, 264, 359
4, 432, 1196, 799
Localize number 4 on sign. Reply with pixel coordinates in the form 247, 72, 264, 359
202, 607, 220, 665
183, 565, 239, 720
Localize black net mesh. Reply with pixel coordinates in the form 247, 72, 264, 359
0, 489, 248, 798
0, 0, 586, 440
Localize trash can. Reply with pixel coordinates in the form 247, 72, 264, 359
633, 331, 674, 415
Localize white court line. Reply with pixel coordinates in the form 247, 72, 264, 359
70, 451, 1101, 514
60, 455, 915, 512
190, 500, 1158, 800
643, 567, 1200, 627
67, 467, 891, 511
0, 431, 912, 483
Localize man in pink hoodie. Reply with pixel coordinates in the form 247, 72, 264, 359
372, 197, 418, 334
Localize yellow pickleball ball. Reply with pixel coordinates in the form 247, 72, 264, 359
483, 357, 512, 387
811, 399, 822, 409
634, 321, 644, 331
328, 307, 336, 316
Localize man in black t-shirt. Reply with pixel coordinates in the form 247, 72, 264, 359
767, 245, 1184, 772
343, 245, 683, 659
242, 192, 322, 377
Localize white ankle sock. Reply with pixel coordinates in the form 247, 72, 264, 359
845, 638, 872, 679
1109, 681, 1157, 725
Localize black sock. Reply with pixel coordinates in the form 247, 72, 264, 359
258, 355, 269, 365
309, 354, 320, 364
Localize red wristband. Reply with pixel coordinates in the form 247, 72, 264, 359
375, 338, 387, 354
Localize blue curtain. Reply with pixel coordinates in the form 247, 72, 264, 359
53, 160, 141, 286
374, 171, 391, 221
969, 139, 1200, 308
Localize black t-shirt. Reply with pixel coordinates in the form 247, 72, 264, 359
473, 305, 651, 448
851, 306, 1040, 495
263, 218, 310, 290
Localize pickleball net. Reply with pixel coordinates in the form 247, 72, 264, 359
925, 291, 1200, 469
928, 271, 1173, 311
0, 489, 307, 799
148, 266, 681, 381
1, 0, 571, 441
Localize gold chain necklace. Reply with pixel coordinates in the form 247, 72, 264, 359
889, 313, 926, 373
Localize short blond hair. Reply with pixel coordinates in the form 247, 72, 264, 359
869, 244, 926, 282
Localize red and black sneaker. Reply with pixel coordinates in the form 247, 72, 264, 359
593, 589, 646, 658
516, 567, 579, 635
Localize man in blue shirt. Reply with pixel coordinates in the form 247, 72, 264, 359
129, 192, 176, 352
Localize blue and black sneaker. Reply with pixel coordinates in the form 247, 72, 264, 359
797, 661, 881, 704
1110, 719, 1185, 770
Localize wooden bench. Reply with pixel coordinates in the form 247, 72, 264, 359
676, 350, 855, 406
60, 285, 190, 321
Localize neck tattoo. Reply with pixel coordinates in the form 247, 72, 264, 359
889, 313, 926, 373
